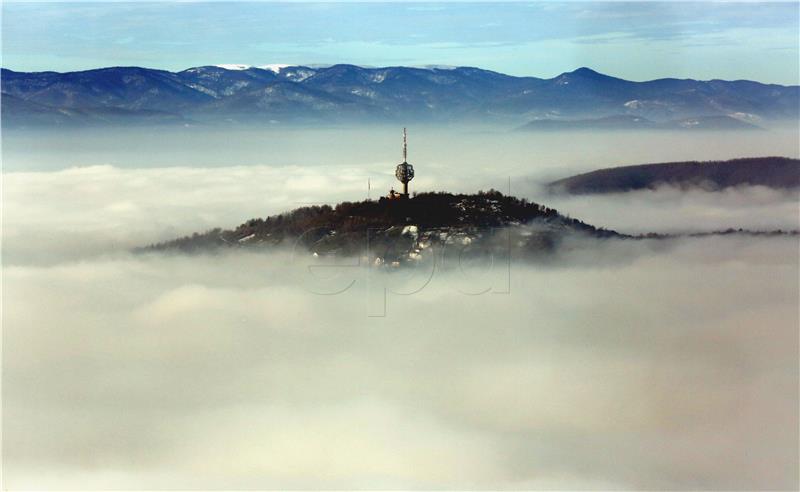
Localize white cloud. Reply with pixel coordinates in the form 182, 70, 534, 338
2, 239, 797, 489
2, 129, 798, 488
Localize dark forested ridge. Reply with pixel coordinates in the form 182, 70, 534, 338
3, 65, 798, 127
144, 191, 620, 263
548, 157, 800, 194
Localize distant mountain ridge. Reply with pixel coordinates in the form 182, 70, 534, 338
518, 114, 763, 131
2, 64, 798, 127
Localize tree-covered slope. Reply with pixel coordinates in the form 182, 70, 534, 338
549, 157, 800, 194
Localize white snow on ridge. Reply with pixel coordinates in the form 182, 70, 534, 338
215, 64, 252, 71
214, 64, 291, 73
257, 64, 290, 73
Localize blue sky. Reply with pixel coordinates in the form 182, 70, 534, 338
2, 2, 798, 84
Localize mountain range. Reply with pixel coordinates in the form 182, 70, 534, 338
2, 64, 798, 128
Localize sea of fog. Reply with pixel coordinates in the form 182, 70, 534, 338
2, 127, 798, 489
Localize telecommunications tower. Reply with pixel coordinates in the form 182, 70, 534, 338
395, 128, 415, 197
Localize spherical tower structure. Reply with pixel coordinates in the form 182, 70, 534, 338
395, 128, 415, 197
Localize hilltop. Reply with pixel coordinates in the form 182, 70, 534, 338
144, 191, 621, 265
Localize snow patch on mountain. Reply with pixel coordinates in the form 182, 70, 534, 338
280, 67, 317, 82
214, 64, 290, 73
215, 64, 252, 71
257, 64, 290, 73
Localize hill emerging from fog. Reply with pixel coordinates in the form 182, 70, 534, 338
145, 191, 621, 264
549, 157, 800, 194
2, 65, 798, 127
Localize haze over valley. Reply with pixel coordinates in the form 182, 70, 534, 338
3, 128, 798, 487
4, 103, 799, 491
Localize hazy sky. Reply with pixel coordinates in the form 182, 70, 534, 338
2, 1, 799, 84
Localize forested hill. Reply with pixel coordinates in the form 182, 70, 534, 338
548, 157, 800, 194
144, 191, 621, 263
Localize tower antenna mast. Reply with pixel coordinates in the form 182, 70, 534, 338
402, 127, 407, 163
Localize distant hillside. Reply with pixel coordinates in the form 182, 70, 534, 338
549, 157, 800, 194
1, 93, 187, 127
144, 191, 621, 264
518, 114, 762, 131
3, 65, 798, 126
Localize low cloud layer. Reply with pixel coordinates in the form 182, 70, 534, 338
3, 239, 798, 489
4, 161, 799, 265
539, 184, 800, 234
2, 135, 799, 489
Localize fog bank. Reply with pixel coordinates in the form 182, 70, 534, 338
3, 239, 798, 489
2, 128, 798, 489
539, 185, 800, 234
4, 162, 798, 265
4, 126, 799, 175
